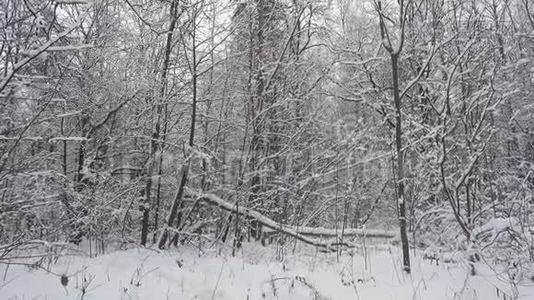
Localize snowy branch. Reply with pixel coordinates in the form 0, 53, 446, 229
197, 193, 396, 251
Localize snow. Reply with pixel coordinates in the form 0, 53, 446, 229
47, 45, 94, 51
1, 244, 533, 300
57, 111, 82, 118
55, 0, 90, 4
516, 58, 530, 67
484, 218, 520, 233
472, 217, 521, 240
199, 193, 394, 251
294, 226, 396, 239
0, 21, 82, 93
49, 136, 88, 142
0, 135, 43, 141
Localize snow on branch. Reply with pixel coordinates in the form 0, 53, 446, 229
0, 135, 43, 141
55, 0, 90, 4
57, 111, 82, 118
198, 193, 396, 250
399, 34, 457, 101
47, 44, 94, 51
0, 21, 82, 94
199, 193, 352, 250
294, 226, 397, 239
472, 217, 525, 246
49, 136, 88, 142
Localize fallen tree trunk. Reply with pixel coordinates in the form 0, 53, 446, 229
198, 193, 396, 250
294, 226, 397, 239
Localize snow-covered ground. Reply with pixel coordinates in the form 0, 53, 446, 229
1, 242, 533, 300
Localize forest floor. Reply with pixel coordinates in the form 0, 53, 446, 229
1, 241, 533, 300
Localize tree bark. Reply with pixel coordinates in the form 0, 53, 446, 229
391, 53, 411, 273
140, 0, 179, 246
157, 6, 198, 249
377, 0, 411, 274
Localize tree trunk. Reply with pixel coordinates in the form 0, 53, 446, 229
391, 53, 411, 273
157, 8, 198, 248
140, 0, 179, 246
